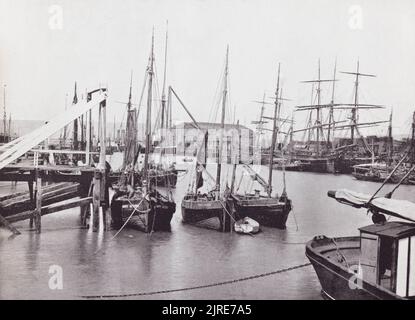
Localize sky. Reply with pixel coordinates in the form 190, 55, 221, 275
1, 0, 415, 138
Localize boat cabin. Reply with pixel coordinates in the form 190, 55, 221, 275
359, 222, 415, 298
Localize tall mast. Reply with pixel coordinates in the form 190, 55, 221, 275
267, 63, 281, 197
3, 85, 6, 139
161, 21, 168, 129
316, 59, 321, 156
8, 113, 11, 139
72, 82, 78, 151
340, 60, 376, 148
143, 30, 155, 189
351, 60, 359, 143
327, 59, 337, 148
215, 45, 229, 197
387, 110, 393, 166
63, 93, 68, 145
411, 111, 415, 165
128, 70, 133, 110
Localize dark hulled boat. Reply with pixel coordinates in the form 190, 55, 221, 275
182, 191, 231, 231
307, 188, 415, 300
233, 64, 292, 229
232, 192, 291, 229
111, 33, 175, 233
181, 47, 234, 232
111, 187, 175, 232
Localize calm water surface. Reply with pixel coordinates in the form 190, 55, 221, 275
1, 161, 414, 300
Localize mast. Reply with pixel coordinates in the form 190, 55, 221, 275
411, 111, 415, 165
327, 59, 337, 148
267, 63, 281, 197
62, 93, 68, 146
8, 113, 11, 139
351, 60, 359, 143
387, 110, 393, 166
3, 85, 6, 140
316, 59, 321, 156
143, 30, 155, 190
161, 21, 168, 130
299, 61, 336, 153
72, 82, 78, 151
215, 45, 229, 198
340, 60, 376, 148
230, 120, 239, 194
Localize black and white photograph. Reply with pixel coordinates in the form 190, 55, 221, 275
1, 0, 415, 307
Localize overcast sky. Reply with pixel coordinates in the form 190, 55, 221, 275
1, 0, 415, 138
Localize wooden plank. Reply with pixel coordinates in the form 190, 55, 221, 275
31, 149, 100, 155
2, 164, 98, 172
0, 211, 21, 235
6, 197, 93, 223
0, 93, 106, 170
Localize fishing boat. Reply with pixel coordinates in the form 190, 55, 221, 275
307, 188, 415, 300
232, 64, 292, 229
111, 32, 175, 233
148, 26, 179, 189
181, 47, 234, 232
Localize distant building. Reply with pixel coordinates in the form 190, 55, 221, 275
154, 122, 254, 163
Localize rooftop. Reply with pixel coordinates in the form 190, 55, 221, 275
359, 222, 415, 239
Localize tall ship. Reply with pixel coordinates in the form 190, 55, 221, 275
232, 64, 292, 229
292, 60, 389, 173
111, 32, 175, 233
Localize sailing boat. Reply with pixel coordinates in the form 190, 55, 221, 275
111, 33, 176, 233
231, 64, 292, 229
149, 24, 179, 188
181, 47, 233, 232
352, 111, 415, 185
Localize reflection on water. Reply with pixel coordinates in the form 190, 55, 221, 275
0, 164, 414, 299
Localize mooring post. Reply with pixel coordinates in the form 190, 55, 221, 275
28, 179, 34, 229
92, 170, 101, 232
34, 170, 42, 233
101, 172, 111, 231
79, 173, 90, 227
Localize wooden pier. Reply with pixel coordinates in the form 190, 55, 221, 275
0, 87, 111, 235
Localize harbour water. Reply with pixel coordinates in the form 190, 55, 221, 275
1, 162, 414, 300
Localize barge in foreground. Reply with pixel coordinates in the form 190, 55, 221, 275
306, 189, 415, 300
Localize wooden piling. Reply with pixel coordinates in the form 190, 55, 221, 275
34, 171, 42, 233
28, 180, 34, 229
79, 174, 91, 227
92, 170, 101, 232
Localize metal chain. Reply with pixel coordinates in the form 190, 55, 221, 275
80, 262, 311, 299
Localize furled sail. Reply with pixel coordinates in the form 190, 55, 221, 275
123, 108, 138, 169
328, 189, 415, 222
195, 131, 208, 190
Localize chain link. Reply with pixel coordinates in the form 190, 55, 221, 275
80, 262, 311, 299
